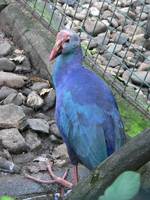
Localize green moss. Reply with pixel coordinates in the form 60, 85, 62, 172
116, 95, 150, 137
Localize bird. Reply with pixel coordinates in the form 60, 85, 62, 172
26, 29, 126, 190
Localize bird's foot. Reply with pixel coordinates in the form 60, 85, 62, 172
25, 161, 73, 189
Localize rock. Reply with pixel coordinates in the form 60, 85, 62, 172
0, 71, 28, 89
111, 32, 129, 45
131, 71, 150, 86
42, 88, 56, 111
0, 157, 20, 173
0, 0, 7, 12
21, 105, 33, 117
25, 131, 41, 151
104, 53, 123, 67
0, 57, 16, 72
107, 43, 122, 53
0, 86, 17, 101
49, 121, 62, 139
0, 40, 12, 57
102, 10, 113, 19
22, 88, 32, 96
139, 62, 150, 71
34, 113, 49, 121
30, 82, 49, 92
93, 2, 108, 11
26, 91, 44, 109
0, 128, 28, 153
133, 34, 145, 45
89, 7, 99, 17
53, 144, 68, 160
14, 65, 31, 74
0, 104, 27, 130
3, 92, 26, 106
50, 135, 62, 144
124, 24, 144, 37
27, 118, 49, 134
96, 32, 110, 46
84, 19, 107, 36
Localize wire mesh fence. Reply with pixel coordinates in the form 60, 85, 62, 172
20, 0, 150, 118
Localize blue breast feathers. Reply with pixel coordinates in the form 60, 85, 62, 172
55, 67, 125, 169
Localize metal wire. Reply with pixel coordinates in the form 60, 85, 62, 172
19, 0, 150, 118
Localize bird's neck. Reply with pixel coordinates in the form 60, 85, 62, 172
52, 47, 83, 88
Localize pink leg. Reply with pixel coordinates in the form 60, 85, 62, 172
72, 165, 78, 185
25, 161, 73, 189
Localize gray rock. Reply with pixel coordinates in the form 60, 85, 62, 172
27, 118, 49, 134
49, 121, 62, 139
30, 81, 49, 92
96, 32, 110, 46
53, 144, 68, 160
89, 7, 99, 17
14, 65, 31, 74
0, 0, 7, 12
0, 40, 12, 57
102, 10, 113, 19
107, 43, 122, 53
50, 135, 62, 144
139, 62, 150, 71
0, 71, 28, 89
0, 57, 16, 72
0, 86, 17, 101
105, 54, 123, 68
111, 32, 129, 45
131, 71, 150, 86
0, 104, 27, 130
3, 92, 26, 106
26, 91, 44, 109
92, 2, 108, 11
25, 131, 41, 151
124, 24, 144, 37
0, 157, 20, 173
42, 88, 56, 111
21, 105, 33, 117
0, 128, 28, 153
34, 112, 49, 121
84, 19, 107, 36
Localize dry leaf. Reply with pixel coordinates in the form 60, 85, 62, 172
40, 88, 51, 96
10, 55, 25, 63
14, 49, 24, 54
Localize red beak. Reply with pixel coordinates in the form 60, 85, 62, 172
49, 31, 70, 61
49, 39, 62, 61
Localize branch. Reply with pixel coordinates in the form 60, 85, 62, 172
66, 128, 150, 200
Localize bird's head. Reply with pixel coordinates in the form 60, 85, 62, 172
49, 29, 81, 61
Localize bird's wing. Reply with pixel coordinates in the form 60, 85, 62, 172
56, 90, 125, 170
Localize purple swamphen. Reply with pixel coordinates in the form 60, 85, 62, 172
26, 29, 126, 190
49, 29, 126, 186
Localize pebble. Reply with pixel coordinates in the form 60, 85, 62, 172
131, 71, 150, 86
0, 71, 28, 89
0, 86, 17, 101
0, 40, 12, 57
25, 131, 42, 151
42, 88, 56, 111
107, 43, 122, 53
0, 157, 20, 174
0, 128, 28, 153
30, 81, 49, 92
0, 57, 16, 72
0, 104, 27, 130
84, 19, 107, 36
3, 92, 26, 106
27, 118, 50, 134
